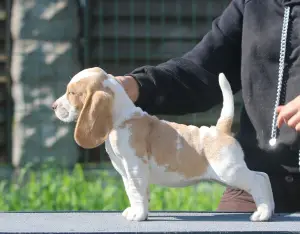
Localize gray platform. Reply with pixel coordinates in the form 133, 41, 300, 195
0, 211, 299, 233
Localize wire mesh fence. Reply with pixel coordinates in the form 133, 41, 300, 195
1, 0, 237, 212
85, 0, 238, 164
4, 0, 237, 167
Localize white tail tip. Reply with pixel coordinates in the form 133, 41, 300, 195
218, 73, 229, 89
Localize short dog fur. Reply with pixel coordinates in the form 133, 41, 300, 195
52, 67, 275, 222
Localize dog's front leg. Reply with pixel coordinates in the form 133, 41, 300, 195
121, 158, 149, 221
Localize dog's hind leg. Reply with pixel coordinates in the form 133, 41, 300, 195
217, 166, 274, 221
207, 146, 275, 221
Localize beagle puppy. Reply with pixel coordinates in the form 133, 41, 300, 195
52, 67, 274, 222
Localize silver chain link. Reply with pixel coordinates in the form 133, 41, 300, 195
269, 6, 290, 145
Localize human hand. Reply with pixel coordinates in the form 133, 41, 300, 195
114, 75, 139, 102
276, 96, 300, 131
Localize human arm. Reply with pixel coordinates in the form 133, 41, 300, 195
117, 0, 245, 116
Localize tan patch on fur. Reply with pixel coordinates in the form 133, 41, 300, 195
85, 67, 106, 73
216, 117, 233, 134
66, 69, 109, 108
203, 129, 235, 162
201, 117, 235, 161
122, 114, 209, 178
66, 70, 114, 149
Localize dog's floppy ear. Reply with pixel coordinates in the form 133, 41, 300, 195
74, 89, 113, 149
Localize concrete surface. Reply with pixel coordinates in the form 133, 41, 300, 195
0, 211, 299, 233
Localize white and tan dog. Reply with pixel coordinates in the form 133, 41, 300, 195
52, 67, 274, 222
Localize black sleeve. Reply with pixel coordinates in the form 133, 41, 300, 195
127, 0, 245, 116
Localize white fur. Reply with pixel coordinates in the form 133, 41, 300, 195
109, 127, 149, 221
53, 94, 78, 122
70, 69, 108, 83
218, 73, 234, 121
52, 69, 275, 222
103, 75, 144, 128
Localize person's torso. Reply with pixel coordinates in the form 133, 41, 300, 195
239, 0, 300, 173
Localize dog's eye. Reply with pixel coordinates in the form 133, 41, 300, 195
68, 91, 75, 95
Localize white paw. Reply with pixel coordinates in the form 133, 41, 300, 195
122, 206, 148, 221
250, 204, 273, 222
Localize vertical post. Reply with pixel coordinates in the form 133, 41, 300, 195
145, 0, 150, 64
83, 0, 90, 68
98, 0, 106, 164
114, 0, 119, 67
129, 0, 134, 68
160, 0, 165, 54
175, 0, 182, 124
98, 0, 104, 66
191, 0, 197, 125
81, 0, 91, 164
206, 0, 213, 28
5, 0, 12, 164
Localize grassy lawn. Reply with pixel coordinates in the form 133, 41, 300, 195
0, 163, 225, 211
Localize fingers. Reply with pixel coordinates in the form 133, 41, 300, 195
114, 76, 139, 102
286, 112, 300, 129
277, 106, 297, 128
276, 96, 300, 131
276, 105, 285, 128
276, 105, 283, 113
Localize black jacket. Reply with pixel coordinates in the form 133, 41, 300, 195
128, 0, 300, 175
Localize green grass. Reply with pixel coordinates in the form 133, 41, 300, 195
0, 163, 225, 211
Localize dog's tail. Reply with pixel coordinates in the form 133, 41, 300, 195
216, 73, 234, 134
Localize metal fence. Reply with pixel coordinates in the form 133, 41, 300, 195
82, 0, 240, 165
2, 0, 239, 168
0, 0, 238, 213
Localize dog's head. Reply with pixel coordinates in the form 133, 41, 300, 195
52, 67, 114, 149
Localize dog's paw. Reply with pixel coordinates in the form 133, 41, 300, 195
250, 204, 273, 222
122, 206, 148, 221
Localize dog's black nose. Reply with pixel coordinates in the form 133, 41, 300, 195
52, 102, 58, 110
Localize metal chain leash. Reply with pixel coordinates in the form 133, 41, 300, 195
269, 6, 290, 147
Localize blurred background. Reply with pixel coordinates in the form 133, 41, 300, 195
0, 0, 243, 212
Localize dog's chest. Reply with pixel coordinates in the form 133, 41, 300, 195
105, 129, 127, 177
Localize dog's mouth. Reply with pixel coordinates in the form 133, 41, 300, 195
57, 107, 68, 118
55, 107, 78, 123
